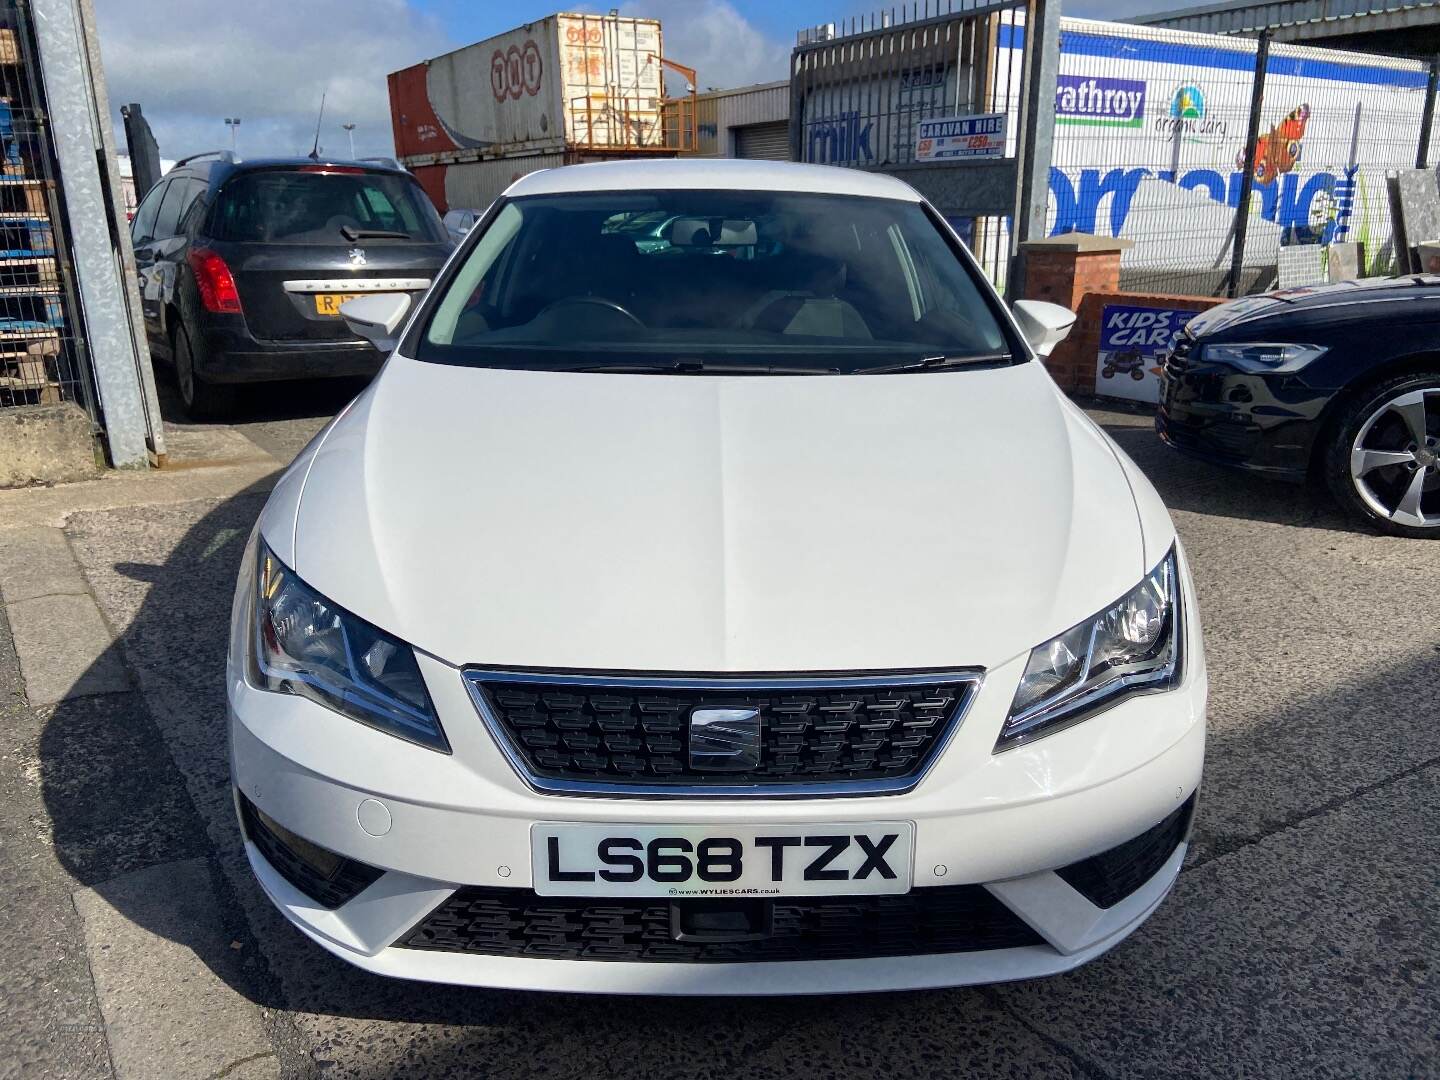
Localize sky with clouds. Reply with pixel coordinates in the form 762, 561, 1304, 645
96, 0, 1185, 163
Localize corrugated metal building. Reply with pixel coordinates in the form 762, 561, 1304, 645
670, 80, 790, 159
1132, 0, 1440, 53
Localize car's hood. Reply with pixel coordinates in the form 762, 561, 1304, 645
281, 357, 1150, 673
1187, 275, 1440, 336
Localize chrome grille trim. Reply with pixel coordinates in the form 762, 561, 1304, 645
462, 668, 985, 799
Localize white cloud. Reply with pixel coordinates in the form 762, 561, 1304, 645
95, 0, 451, 162
617, 0, 790, 93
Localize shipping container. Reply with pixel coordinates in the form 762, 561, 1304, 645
389, 13, 666, 166
412, 149, 671, 215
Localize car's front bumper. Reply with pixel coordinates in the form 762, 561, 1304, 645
1156, 360, 1332, 480
227, 553, 1208, 993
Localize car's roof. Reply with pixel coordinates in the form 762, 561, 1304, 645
170, 157, 412, 182
505, 159, 922, 202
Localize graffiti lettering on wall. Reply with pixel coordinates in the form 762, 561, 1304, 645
1050, 164, 1358, 244
808, 112, 874, 164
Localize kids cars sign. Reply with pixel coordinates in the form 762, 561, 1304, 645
1095, 304, 1200, 404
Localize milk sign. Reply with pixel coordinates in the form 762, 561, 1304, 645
916, 113, 1006, 161
1095, 304, 1199, 404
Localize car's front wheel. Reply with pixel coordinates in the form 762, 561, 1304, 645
174, 321, 238, 421
1325, 372, 1440, 537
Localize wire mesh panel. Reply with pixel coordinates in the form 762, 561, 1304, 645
996, 17, 1430, 295
0, 2, 94, 416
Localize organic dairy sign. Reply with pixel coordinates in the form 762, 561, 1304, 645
1056, 75, 1146, 128
1095, 304, 1199, 404
915, 113, 1006, 161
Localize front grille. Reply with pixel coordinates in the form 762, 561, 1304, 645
239, 795, 383, 909
1163, 331, 1195, 380
464, 671, 981, 795
1057, 794, 1196, 909
399, 885, 1044, 962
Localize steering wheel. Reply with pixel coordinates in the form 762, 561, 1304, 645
537, 296, 644, 327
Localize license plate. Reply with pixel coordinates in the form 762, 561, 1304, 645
313, 292, 365, 316
532, 822, 914, 898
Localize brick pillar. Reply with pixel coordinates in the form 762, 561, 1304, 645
1016, 235, 1132, 394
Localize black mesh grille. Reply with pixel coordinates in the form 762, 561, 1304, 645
1057, 794, 1196, 909
239, 795, 383, 910
399, 885, 1044, 962
466, 674, 978, 791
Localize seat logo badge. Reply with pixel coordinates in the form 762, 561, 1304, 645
689, 708, 761, 771
348, 247, 367, 266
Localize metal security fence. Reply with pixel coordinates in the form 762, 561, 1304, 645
1007, 18, 1439, 295
0, 1, 95, 416
791, 8, 1440, 298
791, 0, 1038, 289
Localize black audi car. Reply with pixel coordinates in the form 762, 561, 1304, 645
1158, 276, 1440, 537
130, 152, 451, 418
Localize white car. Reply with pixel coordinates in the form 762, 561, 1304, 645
229, 159, 1206, 995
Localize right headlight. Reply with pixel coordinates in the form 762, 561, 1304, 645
252, 542, 449, 753
1199, 342, 1326, 374
997, 548, 1181, 751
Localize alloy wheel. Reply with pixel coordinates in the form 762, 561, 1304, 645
1349, 387, 1440, 529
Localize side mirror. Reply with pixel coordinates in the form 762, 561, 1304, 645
1012, 299, 1077, 358
341, 292, 412, 354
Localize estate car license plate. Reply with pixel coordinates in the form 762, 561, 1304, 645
313, 292, 365, 316
532, 822, 914, 898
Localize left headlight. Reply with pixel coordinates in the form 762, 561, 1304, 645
998, 548, 1182, 751
252, 542, 449, 753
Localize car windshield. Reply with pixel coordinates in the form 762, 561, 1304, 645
210, 169, 445, 244
414, 190, 1014, 374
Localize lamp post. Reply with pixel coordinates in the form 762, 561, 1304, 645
224, 117, 241, 152
342, 122, 357, 159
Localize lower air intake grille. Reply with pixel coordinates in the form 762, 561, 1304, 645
1057, 794, 1196, 909
239, 794, 382, 910
400, 885, 1045, 962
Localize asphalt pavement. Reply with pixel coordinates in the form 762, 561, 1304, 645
0, 390, 1435, 1080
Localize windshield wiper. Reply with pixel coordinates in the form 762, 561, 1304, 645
340, 225, 412, 242
856, 351, 1013, 375
574, 359, 842, 375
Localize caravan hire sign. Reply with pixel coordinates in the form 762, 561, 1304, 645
1055, 74, 1147, 128
916, 113, 1007, 161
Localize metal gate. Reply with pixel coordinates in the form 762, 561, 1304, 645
0, 3, 97, 418
789, 0, 1060, 292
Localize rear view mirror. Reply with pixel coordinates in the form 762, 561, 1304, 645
1012, 299, 1077, 358
341, 293, 412, 354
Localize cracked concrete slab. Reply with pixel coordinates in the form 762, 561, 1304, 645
5, 593, 128, 706
0, 526, 91, 604
72, 858, 278, 1080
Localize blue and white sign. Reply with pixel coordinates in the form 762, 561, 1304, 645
1096, 303, 1200, 403
915, 113, 1006, 162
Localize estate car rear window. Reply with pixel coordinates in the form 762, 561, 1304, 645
210, 169, 445, 244
416, 190, 1014, 374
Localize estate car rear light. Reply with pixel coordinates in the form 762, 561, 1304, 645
188, 248, 242, 314
297, 164, 366, 174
